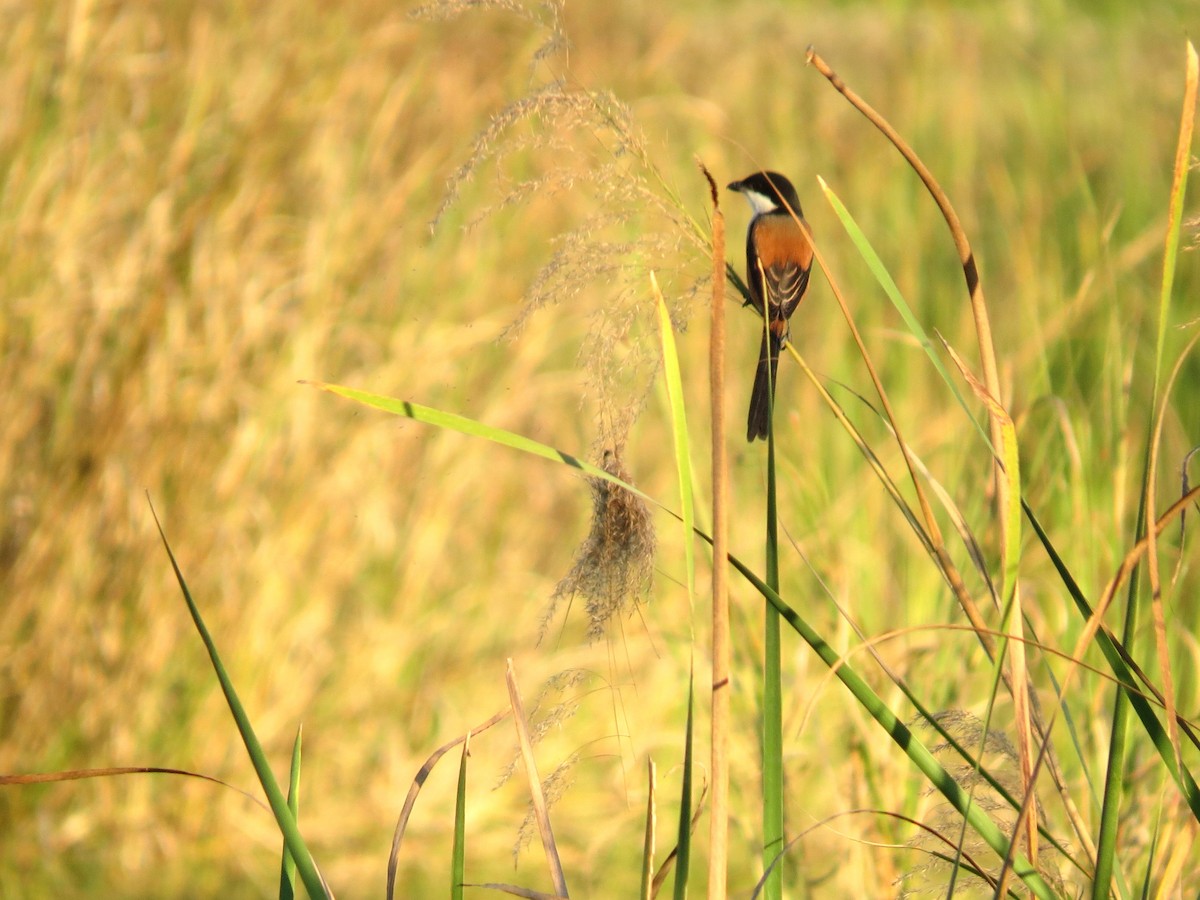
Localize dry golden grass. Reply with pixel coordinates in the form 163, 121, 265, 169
2, 1, 1198, 895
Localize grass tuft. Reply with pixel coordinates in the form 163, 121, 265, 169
542, 449, 655, 643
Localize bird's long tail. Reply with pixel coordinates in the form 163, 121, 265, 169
747, 329, 781, 442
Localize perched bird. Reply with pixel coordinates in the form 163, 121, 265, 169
727, 171, 813, 442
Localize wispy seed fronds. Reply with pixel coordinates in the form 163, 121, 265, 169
495, 668, 593, 789
514, 751, 579, 861
430, 82, 623, 231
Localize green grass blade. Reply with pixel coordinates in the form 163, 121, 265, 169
306, 382, 651, 500
653, 272, 696, 608
149, 502, 329, 900
1094, 574, 1138, 899
278, 725, 302, 900
672, 668, 694, 900
761, 419, 784, 900
1151, 41, 1197, 383
818, 177, 988, 452
452, 732, 469, 900
641, 758, 656, 900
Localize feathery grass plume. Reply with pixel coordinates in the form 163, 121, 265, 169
435, 73, 700, 447
410, 0, 566, 73
541, 448, 654, 643
420, 0, 706, 451
898, 711, 1069, 898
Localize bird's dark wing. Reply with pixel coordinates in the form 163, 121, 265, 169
765, 259, 810, 320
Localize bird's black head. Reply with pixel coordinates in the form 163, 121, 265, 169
727, 171, 802, 216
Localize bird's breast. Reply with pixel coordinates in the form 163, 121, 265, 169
751, 213, 812, 270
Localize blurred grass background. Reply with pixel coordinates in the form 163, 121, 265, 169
1, 0, 1198, 895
